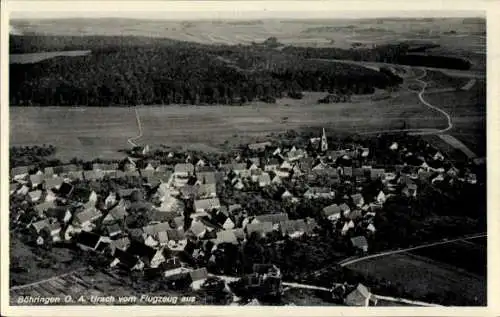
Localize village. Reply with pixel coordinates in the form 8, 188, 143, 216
9, 128, 481, 306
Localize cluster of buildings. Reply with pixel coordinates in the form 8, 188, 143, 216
9, 128, 480, 303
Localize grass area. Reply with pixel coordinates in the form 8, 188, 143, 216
423, 80, 486, 157
423, 70, 470, 90
347, 252, 486, 306
10, 234, 84, 287
10, 90, 446, 160
409, 240, 486, 276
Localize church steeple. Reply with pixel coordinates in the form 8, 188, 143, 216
320, 128, 328, 152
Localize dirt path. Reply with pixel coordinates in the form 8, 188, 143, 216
127, 107, 143, 147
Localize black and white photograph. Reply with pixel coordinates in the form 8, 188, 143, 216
2, 0, 494, 314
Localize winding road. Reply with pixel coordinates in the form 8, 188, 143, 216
127, 107, 143, 147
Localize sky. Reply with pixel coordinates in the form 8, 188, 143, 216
7, 1, 486, 20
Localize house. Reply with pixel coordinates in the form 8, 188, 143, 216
281, 189, 294, 200
280, 161, 293, 170
402, 183, 418, 198
286, 148, 306, 161
73, 205, 102, 230
151, 210, 178, 223
298, 157, 315, 173
279, 219, 312, 238
213, 210, 235, 230
33, 201, 56, 217
106, 223, 123, 238
253, 213, 289, 225
110, 249, 142, 271
44, 177, 64, 190
342, 220, 356, 235
264, 158, 281, 172
161, 229, 187, 251
196, 172, 216, 185
58, 182, 74, 198
11, 166, 30, 179
66, 171, 84, 181
188, 221, 208, 239
351, 193, 365, 208
196, 184, 217, 199
376, 191, 386, 204
274, 168, 290, 178
271, 175, 282, 185
45, 206, 72, 223
345, 284, 375, 306
27, 190, 43, 203
248, 142, 272, 152
339, 203, 351, 216
213, 230, 238, 245
126, 240, 166, 268
83, 170, 104, 181
110, 237, 131, 253
193, 198, 221, 213
366, 223, 376, 233
233, 179, 244, 190
223, 163, 247, 176
323, 204, 342, 221
246, 222, 274, 238
370, 168, 385, 180
16, 185, 30, 196
351, 236, 369, 253
343, 166, 353, 177
140, 164, 156, 178
75, 231, 107, 252
30, 219, 50, 235
304, 187, 335, 199
102, 203, 128, 224
189, 268, 209, 290
348, 210, 363, 221
258, 173, 271, 187
174, 163, 194, 177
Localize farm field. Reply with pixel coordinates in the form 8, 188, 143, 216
346, 252, 486, 306
11, 18, 485, 51
409, 239, 486, 276
10, 90, 447, 160
423, 81, 486, 157
9, 107, 138, 161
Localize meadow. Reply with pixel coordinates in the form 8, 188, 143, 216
347, 251, 486, 306
10, 91, 445, 160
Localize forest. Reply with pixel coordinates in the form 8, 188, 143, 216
9, 35, 407, 106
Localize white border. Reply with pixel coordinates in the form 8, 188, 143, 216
1, 1, 499, 316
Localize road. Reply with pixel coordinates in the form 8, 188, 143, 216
339, 232, 486, 267
127, 107, 143, 147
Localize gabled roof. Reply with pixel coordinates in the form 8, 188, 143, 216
166, 228, 186, 241
254, 213, 288, 224
31, 219, 50, 233
189, 268, 208, 281
143, 222, 171, 236
351, 193, 364, 205
27, 190, 43, 201
246, 222, 274, 235
279, 219, 308, 235
258, 173, 271, 184
228, 204, 243, 213
75, 231, 102, 248
126, 240, 157, 261
196, 172, 216, 185
197, 184, 217, 197
74, 207, 101, 224
34, 201, 57, 215
29, 174, 43, 185
194, 198, 221, 211
351, 236, 368, 249
339, 203, 350, 212
189, 221, 207, 237
113, 249, 139, 268
248, 142, 272, 151
215, 230, 238, 244
44, 177, 64, 189
11, 166, 30, 176
151, 211, 178, 223
323, 204, 341, 217
174, 163, 194, 174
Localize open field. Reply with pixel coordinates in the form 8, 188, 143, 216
10, 235, 84, 287
10, 107, 138, 161
10, 50, 90, 64
11, 18, 485, 51
409, 239, 486, 276
423, 81, 486, 157
10, 91, 448, 160
347, 252, 486, 305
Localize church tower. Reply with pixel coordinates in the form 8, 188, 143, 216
320, 128, 328, 152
